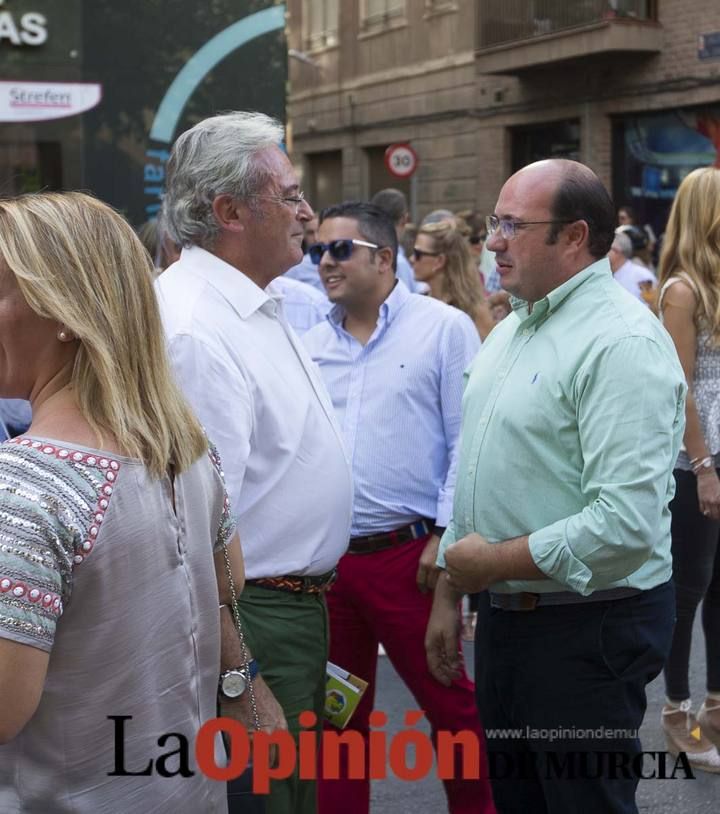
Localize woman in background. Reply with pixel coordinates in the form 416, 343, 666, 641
658, 167, 720, 773
411, 219, 495, 340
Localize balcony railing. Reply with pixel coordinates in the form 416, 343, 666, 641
478, 0, 656, 49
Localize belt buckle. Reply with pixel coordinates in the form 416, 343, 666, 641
300, 575, 317, 592
514, 592, 540, 611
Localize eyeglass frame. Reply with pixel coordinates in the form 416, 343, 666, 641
246, 189, 308, 214
485, 214, 574, 241
308, 238, 381, 265
411, 247, 441, 260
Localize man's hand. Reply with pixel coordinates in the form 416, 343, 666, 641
221, 674, 287, 768
425, 575, 463, 686
416, 534, 442, 593
444, 532, 497, 594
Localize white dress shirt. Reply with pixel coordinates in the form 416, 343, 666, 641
613, 259, 656, 302
303, 281, 480, 536
156, 247, 353, 578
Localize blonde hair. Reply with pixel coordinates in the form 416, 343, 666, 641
418, 220, 485, 318
0, 191, 207, 477
658, 167, 720, 343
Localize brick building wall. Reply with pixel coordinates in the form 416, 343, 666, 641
288, 0, 720, 221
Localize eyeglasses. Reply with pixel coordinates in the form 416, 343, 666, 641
469, 235, 486, 246
411, 248, 441, 260
308, 238, 379, 265
485, 215, 574, 241
247, 190, 308, 214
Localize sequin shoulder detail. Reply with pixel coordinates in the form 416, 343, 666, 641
0, 439, 122, 650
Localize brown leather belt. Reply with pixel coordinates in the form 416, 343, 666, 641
247, 569, 337, 594
348, 519, 433, 555
489, 586, 642, 611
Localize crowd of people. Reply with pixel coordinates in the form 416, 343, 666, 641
0, 109, 718, 814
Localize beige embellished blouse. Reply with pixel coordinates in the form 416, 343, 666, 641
0, 437, 233, 813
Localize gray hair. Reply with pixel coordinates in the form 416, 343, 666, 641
612, 231, 633, 259
421, 209, 455, 226
163, 111, 285, 249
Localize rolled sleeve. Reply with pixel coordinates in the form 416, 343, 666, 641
436, 518, 458, 569
528, 336, 685, 594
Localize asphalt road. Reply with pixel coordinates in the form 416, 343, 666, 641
371, 615, 718, 813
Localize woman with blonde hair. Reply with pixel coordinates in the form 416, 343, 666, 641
0, 191, 249, 811
658, 167, 720, 772
411, 219, 495, 340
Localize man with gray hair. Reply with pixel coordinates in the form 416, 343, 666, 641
156, 111, 353, 814
608, 230, 656, 304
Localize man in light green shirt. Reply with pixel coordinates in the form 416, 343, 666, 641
425, 159, 686, 814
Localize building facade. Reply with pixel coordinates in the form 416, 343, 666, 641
287, 0, 720, 234
0, 0, 286, 225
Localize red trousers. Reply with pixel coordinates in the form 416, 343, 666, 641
318, 535, 495, 814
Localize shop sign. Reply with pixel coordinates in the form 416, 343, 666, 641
0, 1, 47, 46
0, 81, 102, 122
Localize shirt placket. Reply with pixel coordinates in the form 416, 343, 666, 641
463, 324, 537, 536
340, 320, 387, 466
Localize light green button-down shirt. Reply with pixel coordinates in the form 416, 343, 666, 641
437, 258, 687, 596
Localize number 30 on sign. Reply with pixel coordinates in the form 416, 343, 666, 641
384, 143, 418, 179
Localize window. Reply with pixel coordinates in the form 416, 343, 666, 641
424, 0, 458, 15
303, 0, 339, 50
361, 0, 405, 28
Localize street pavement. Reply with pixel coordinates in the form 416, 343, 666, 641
371, 614, 718, 812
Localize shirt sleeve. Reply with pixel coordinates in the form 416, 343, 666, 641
435, 313, 481, 528
435, 517, 458, 569
528, 335, 686, 594
0, 473, 76, 652
166, 333, 253, 524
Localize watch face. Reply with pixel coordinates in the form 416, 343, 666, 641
221, 671, 247, 698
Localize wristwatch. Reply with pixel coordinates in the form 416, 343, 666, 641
219, 659, 259, 700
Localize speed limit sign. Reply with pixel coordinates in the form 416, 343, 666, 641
384, 143, 419, 179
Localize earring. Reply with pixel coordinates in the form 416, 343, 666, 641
58, 330, 68, 342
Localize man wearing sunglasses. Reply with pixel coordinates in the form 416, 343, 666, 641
157, 111, 353, 814
426, 159, 685, 814
302, 202, 494, 814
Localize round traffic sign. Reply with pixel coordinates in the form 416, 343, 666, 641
384, 143, 418, 179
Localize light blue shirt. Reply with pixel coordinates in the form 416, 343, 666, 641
284, 253, 325, 292
437, 258, 686, 595
269, 276, 330, 336
396, 246, 420, 293
303, 281, 480, 536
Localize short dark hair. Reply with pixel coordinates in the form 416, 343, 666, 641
319, 201, 398, 270
546, 164, 615, 259
370, 188, 407, 225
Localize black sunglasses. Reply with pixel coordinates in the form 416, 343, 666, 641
469, 235, 486, 245
308, 238, 379, 265
411, 248, 441, 260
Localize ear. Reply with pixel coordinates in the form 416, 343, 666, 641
211, 194, 246, 235
564, 220, 589, 252
376, 246, 395, 275
432, 253, 447, 274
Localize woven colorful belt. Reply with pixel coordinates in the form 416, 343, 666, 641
247, 569, 337, 594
